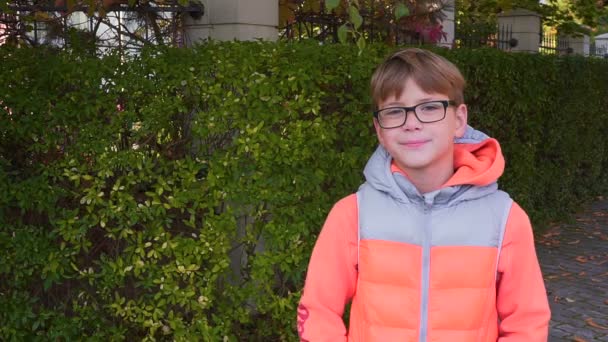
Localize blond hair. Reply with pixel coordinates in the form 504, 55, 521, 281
370, 48, 465, 109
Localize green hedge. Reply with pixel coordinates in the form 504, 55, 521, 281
0, 41, 607, 340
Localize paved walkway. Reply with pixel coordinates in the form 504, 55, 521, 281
536, 195, 608, 341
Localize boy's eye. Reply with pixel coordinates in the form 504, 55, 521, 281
383, 108, 405, 116
419, 103, 442, 112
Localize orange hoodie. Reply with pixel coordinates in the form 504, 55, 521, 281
297, 128, 550, 341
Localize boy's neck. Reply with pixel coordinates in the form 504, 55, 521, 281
394, 161, 455, 195
409, 169, 454, 194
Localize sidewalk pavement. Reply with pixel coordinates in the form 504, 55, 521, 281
536, 196, 608, 341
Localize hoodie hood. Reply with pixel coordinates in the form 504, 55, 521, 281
362, 126, 505, 206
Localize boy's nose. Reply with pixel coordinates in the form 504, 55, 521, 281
403, 110, 423, 130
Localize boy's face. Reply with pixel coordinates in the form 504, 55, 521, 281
374, 78, 467, 178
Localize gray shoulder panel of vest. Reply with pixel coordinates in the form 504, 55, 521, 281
357, 184, 512, 247
430, 190, 512, 247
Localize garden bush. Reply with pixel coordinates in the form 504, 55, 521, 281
1, 41, 607, 340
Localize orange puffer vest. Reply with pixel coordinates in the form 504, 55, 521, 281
348, 153, 512, 341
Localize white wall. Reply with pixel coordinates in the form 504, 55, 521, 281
183, 0, 278, 45
437, 0, 455, 48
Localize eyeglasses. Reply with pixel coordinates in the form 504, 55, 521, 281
373, 100, 456, 129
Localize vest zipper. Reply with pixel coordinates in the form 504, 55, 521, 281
418, 197, 434, 342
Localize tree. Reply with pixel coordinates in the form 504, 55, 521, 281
545, 0, 608, 33
562, 0, 607, 28
455, 0, 607, 34
279, 0, 453, 45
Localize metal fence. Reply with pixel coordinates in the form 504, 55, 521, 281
279, 1, 444, 44
280, 10, 427, 46
281, 15, 520, 51
590, 42, 608, 58
454, 24, 516, 50
281, 13, 341, 43
539, 32, 571, 55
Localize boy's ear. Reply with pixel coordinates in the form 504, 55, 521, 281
454, 103, 468, 137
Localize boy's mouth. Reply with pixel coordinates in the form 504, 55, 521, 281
401, 139, 429, 148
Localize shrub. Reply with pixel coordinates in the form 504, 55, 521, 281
0, 41, 607, 340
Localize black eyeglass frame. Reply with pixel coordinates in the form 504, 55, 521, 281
373, 100, 456, 129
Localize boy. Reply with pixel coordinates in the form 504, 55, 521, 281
297, 48, 550, 341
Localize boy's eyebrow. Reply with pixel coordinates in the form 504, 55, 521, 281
383, 97, 446, 107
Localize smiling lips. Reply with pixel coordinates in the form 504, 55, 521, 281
401, 139, 429, 148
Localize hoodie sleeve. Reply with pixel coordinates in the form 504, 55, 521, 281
297, 194, 359, 342
497, 202, 551, 341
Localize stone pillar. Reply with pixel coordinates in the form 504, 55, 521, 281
183, 0, 278, 45
437, 0, 455, 48
566, 34, 590, 56
497, 8, 541, 53
437, 0, 456, 49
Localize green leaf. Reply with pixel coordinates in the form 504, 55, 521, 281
43, 277, 54, 291
349, 5, 363, 30
356, 35, 366, 52
338, 24, 349, 44
395, 2, 410, 20
325, 0, 340, 12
